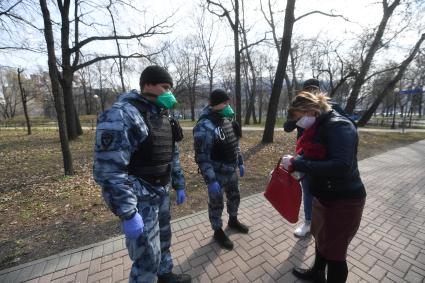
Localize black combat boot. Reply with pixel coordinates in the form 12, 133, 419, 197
292, 248, 326, 283
213, 228, 234, 250
157, 272, 192, 283
228, 216, 249, 234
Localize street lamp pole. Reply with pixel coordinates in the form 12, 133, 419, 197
391, 88, 399, 129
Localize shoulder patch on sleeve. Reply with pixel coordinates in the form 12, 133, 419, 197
101, 131, 114, 149
95, 129, 124, 152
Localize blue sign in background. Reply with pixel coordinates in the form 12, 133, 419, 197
398, 88, 423, 95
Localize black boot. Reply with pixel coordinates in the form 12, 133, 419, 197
157, 272, 192, 283
228, 216, 249, 234
327, 259, 348, 283
292, 267, 326, 283
292, 248, 327, 283
213, 228, 234, 250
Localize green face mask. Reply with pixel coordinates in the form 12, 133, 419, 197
219, 105, 235, 118
155, 91, 177, 109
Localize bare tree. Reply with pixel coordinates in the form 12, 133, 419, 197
195, 5, 221, 93
207, 0, 242, 127
17, 68, 31, 134
412, 52, 425, 116
239, 0, 267, 125
357, 33, 425, 126
260, 0, 349, 103
260, 0, 295, 101
94, 60, 107, 113
170, 37, 203, 121
106, 0, 125, 93
262, 0, 296, 143
0, 68, 20, 119
345, 0, 402, 114
40, 0, 74, 175
309, 39, 357, 98
38, 0, 172, 141
219, 57, 236, 98
76, 64, 92, 115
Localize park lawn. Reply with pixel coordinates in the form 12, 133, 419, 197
1, 128, 425, 269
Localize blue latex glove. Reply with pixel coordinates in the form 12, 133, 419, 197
239, 165, 245, 177
176, 189, 186, 205
208, 181, 221, 196
123, 212, 144, 239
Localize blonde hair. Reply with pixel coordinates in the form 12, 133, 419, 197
288, 91, 331, 117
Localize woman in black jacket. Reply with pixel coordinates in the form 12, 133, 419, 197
283, 92, 366, 283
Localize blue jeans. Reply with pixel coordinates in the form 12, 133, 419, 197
301, 178, 312, 221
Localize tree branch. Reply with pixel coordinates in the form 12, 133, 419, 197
239, 35, 267, 52
364, 65, 400, 82
295, 10, 350, 23
73, 52, 156, 71
206, 0, 235, 30
0, 0, 23, 16
69, 16, 172, 53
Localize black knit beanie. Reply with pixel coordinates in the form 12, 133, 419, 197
210, 89, 230, 106
302, 78, 320, 90
139, 65, 173, 89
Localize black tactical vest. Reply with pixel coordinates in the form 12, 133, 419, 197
127, 100, 173, 186
208, 114, 239, 164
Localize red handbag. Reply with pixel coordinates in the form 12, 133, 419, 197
264, 158, 302, 223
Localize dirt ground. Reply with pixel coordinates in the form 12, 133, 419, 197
1, 128, 425, 270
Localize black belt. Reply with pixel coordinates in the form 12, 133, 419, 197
128, 163, 172, 187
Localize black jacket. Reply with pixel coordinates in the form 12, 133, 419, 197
292, 110, 366, 200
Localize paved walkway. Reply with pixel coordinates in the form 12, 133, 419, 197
1, 140, 425, 283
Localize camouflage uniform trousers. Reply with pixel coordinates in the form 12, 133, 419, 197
208, 171, 241, 231
125, 192, 173, 283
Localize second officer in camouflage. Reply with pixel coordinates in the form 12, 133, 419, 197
193, 89, 249, 250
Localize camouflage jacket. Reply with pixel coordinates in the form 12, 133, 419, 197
93, 90, 185, 219
193, 105, 243, 185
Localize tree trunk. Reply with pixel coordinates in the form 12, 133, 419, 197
82, 80, 90, 115
17, 69, 31, 135
59, 0, 82, 140
345, 0, 401, 114
62, 76, 82, 140
357, 33, 425, 126
40, 0, 74, 175
234, 0, 242, 128
419, 87, 423, 117
190, 92, 196, 122
209, 75, 213, 93
262, 0, 296, 143
289, 48, 298, 102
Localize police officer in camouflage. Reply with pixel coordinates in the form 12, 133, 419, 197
93, 65, 191, 283
193, 89, 249, 250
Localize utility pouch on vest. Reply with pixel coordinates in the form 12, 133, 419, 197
170, 118, 184, 142
232, 120, 242, 138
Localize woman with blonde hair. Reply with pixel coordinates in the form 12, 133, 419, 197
282, 92, 366, 283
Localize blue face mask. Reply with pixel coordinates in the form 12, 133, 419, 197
155, 91, 177, 109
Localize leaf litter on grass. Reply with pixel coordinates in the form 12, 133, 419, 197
1, 129, 425, 269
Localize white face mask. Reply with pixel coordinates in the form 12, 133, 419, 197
296, 116, 316, 129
